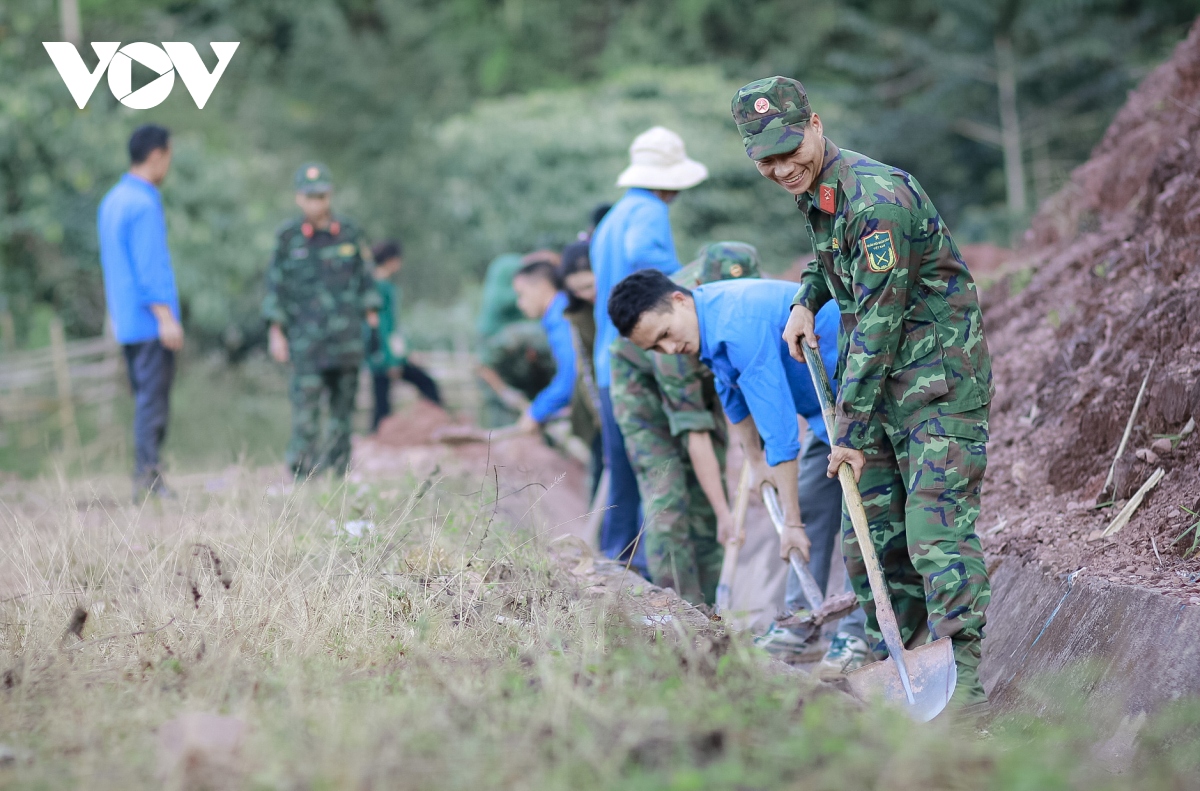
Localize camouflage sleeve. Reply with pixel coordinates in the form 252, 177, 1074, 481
792, 257, 832, 313
833, 204, 921, 449
261, 233, 289, 326
357, 233, 383, 313
652, 352, 717, 437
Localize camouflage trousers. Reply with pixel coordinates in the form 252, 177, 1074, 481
611, 360, 724, 605
638, 453, 725, 607
843, 407, 990, 703
287, 366, 359, 479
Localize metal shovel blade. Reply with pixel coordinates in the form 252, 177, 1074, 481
845, 636, 957, 723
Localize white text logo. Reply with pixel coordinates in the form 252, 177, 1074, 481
43, 42, 240, 109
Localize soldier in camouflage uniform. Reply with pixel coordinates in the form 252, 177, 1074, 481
263, 162, 381, 479
609, 242, 760, 605
476, 252, 556, 428
731, 76, 995, 713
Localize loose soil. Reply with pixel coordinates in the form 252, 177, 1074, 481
980, 20, 1200, 602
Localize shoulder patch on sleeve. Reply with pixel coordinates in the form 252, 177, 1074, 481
861, 229, 896, 273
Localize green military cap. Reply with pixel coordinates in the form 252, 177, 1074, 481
294, 162, 333, 194
674, 241, 761, 288
730, 76, 812, 161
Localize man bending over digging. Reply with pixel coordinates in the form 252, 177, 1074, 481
608, 271, 870, 679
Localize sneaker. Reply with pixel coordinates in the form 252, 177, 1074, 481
133, 470, 176, 503
813, 632, 872, 680
754, 621, 819, 661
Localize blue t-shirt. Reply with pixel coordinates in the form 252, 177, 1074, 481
590, 188, 680, 387
97, 173, 179, 344
695, 279, 841, 466
529, 291, 577, 422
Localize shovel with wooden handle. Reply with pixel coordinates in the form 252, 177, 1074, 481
761, 484, 825, 611
714, 462, 752, 616
801, 342, 956, 722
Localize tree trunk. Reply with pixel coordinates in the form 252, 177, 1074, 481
60, 0, 82, 45
995, 34, 1027, 236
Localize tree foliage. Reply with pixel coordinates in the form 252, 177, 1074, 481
0, 0, 1195, 351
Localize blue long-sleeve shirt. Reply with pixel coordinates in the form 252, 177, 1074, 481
590, 188, 680, 387
695, 279, 842, 466
529, 291, 577, 422
97, 173, 179, 344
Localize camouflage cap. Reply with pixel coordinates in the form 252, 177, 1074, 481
731, 76, 811, 161
294, 162, 333, 194
674, 241, 761, 288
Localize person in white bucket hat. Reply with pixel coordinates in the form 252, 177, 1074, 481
616, 126, 709, 191
588, 127, 708, 574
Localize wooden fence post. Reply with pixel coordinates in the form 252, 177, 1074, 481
49, 316, 81, 458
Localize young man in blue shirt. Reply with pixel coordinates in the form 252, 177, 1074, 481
589, 126, 708, 570
609, 269, 871, 675
511, 259, 577, 433
97, 125, 182, 502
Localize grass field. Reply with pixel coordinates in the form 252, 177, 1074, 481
0, 354, 294, 480
2, 465, 1200, 790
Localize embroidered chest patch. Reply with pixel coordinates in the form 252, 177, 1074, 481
338, 243, 357, 257
861, 230, 896, 273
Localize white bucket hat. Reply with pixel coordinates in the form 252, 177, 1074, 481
616, 126, 709, 191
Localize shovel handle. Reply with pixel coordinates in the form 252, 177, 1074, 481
714, 462, 752, 615
801, 342, 914, 700
762, 484, 825, 611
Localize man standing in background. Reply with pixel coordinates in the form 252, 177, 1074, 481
589, 126, 707, 571
97, 124, 182, 502
263, 163, 380, 480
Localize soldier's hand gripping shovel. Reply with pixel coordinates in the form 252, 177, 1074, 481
714, 463, 752, 616
801, 342, 956, 722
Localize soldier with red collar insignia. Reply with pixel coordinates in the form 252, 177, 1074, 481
731, 76, 995, 720
262, 162, 381, 479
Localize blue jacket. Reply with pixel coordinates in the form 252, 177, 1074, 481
590, 188, 680, 388
695, 279, 841, 466
97, 174, 179, 344
529, 292, 577, 422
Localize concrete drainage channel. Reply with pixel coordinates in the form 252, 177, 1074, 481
982, 557, 1200, 765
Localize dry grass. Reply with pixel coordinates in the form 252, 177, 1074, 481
1, 466, 1199, 790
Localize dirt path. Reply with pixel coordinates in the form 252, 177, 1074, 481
351, 402, 789, 630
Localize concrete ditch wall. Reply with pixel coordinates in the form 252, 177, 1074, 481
983, 558, 1200, 719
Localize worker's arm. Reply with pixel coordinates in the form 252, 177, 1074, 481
262, 236, 290, 364
726, 414, 809, 560
686, 430, 734, 544
149, 303, 183, 351
526, 298, 577, 426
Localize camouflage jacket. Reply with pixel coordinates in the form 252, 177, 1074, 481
610, 337, 722, 439
262, 217, 381, 373
792, 139, 993, 448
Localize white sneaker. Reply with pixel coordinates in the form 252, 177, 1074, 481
814, 632, 872, 680
754, 621, 819, 661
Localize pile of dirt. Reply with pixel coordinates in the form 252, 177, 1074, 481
372, 399, 456, 447
353, 403, 592, 542
981, 19, 1200, 602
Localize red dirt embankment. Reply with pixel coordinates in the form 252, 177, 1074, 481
981, 20, 1200, 601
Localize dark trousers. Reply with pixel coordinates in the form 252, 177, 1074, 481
402, 363, 442, 406
122, 340, 175, 481
597, 387, 647, 573
784, 433, 867, 641
371, 364, 443, 431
